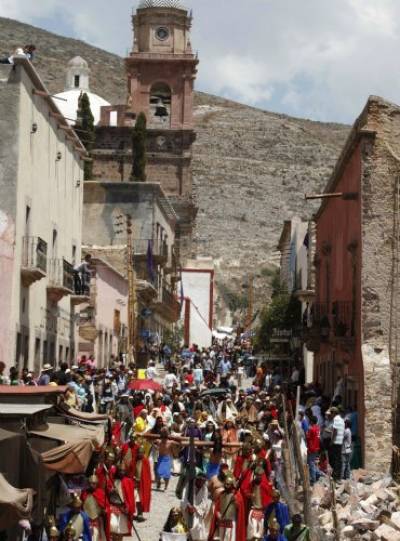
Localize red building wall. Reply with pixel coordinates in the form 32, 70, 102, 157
315, 142, 363, 416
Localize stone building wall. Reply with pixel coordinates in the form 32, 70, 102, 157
313, 96, 400, 472
92, 126, 194, 196
359, 97, 400, 471
83, 181, 176, 254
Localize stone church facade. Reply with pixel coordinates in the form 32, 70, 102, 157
92, 0, 199, 255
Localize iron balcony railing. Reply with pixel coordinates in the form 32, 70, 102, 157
48, 258, 74, 292
307, 301, 355, 340
311, 303, 330, 325
132, 239, 169, 259
332, 300, 355, 337
161, 285, 180, 313
22, 236, 47, 272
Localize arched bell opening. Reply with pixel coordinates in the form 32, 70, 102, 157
149, 82, 171, 129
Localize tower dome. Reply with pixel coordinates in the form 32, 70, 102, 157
68, 56, 89, 68
53, 57, 110, 126
138, 0, 186, 9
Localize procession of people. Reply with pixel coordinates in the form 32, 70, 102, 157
0, 338, 357, 541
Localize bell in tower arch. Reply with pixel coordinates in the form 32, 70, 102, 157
155, 98, 169, 118
149, 83, 171, 128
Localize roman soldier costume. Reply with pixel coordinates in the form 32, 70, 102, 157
233, 444, 255, 480
82, 475, 109, 541
96, 450, 117, 492
121, 433, 139, 478
58, 494, 92, 541
242, 467, 273, 541
208, 475, 246, 541
108, 465, 135, 540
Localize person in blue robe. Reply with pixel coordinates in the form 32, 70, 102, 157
264, 490, 290, 534
58, 493, 92, 541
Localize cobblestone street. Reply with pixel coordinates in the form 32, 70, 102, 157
127, 475, 179, 541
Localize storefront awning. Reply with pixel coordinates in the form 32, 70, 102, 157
29, 422, 104, 447
29, 422, 104, 474
0, 473, 34, 530
57, 404, 109, 424
40, 440, 94, 474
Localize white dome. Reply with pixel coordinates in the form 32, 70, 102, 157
68, 56, 89, 68
52, 90, 110, 126
138, 0, 186, 9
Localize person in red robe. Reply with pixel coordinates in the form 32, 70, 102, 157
111, 420, 123, 447
121, 433, 139, 478
132, 446, 152, 521
254, 441, 272, 479
241, 467, 272, 508
241, 467, 273, 540
96, 450, 117, 493
108, 464, 135, 540
81, 474, 110, 541
208, 474, 246, 541
233, 443, 255, 480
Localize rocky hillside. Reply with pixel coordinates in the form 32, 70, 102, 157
0, 17, 127, 103
192, 94, 349, 322
0, 17, 350, 323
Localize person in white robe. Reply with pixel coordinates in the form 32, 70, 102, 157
181, 471, 211, 541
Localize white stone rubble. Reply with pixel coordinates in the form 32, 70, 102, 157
312, 469, 400, 540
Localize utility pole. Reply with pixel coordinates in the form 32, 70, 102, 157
126, 214, 138, 364
244, 274, 254, 330
187, 435, 196, 529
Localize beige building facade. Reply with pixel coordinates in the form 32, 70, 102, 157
0, 58, 87, 372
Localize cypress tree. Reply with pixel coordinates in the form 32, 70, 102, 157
75, 92, 95, 180
130, 112, 147, 182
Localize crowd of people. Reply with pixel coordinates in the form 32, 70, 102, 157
0, 341, 359, 541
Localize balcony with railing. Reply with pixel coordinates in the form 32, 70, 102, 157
152, 284, 180, 322
21, 237, 47, 287
47, 258, 74, 302
303, 300, 355, 351
133, 239, 169, 265
332, 301, 355, 346
302, 302, 329, 352
70, 268, 92, 306
294, 267, 315, 302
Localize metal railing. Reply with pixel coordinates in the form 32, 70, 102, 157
311, 302, 330, 324
162, 286, 180, 313
48, 258, 74, 291
332, 300, 355, 337
22, 236, 47, 272
132, 239, 169, 259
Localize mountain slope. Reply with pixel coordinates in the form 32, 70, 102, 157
0, 17, 350, 323
0, 17, 127, 103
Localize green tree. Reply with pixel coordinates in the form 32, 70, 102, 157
75, 92, 95, 180
130, 112, 147, 182
256, 290, 301, 351
218, 282, 248, 313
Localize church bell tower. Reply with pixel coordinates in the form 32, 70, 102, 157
127, 0, 197, 131
125, 0, 199, 248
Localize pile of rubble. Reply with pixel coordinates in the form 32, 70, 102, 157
312, 469, 400, 540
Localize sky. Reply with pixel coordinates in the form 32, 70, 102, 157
1, 0, 400, 123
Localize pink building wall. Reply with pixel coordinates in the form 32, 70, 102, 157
79, 259, 128, 366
